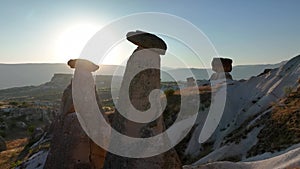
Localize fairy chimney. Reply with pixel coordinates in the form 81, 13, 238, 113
103, 30, 181, 169
210, 57, 233, 81
44, 59, 106, 169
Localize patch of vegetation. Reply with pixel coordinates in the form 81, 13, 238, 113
27, 125, 36, 134
0, 130, 6, 138
219, 155, 242, 162
15, 115, 27, 121
284, 86, 293, 96
163, 86, 212, 164
17, 102, 31, 108
9, 101, 18, 106
174, 125, 197, 164
251, 100, 258, 104
16, 130, 49, 162
197, 142, 214, 159
10, 160, 22, 168
181, 141, 214, 165
164, 89, 175, 97
0, 138, 28, 169
10, 121, 17, 129
222, 111, 268, 146
247, 86, 300, 158
162, 87, 212, 165
101, 98, 115, 108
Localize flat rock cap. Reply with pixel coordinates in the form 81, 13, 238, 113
211, 58, 233, 72
67, 59, 99, 72
126, 30, 167, 55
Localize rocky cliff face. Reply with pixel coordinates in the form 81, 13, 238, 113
183, 55, 300, 168
43, 74, 73, 89
184, 83, 300, 169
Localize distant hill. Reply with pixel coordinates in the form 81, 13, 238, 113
0, 64, 123, 90
0, 62, 285, 89
0, 73, 123, 101
231, 61, 286, 80
0, 63, 71, 90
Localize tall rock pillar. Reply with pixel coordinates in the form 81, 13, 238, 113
103, 31, 181, 169
44, 59, 106, 169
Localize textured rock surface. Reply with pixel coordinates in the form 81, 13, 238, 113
184, 55, 300, 167
183, 146, 300, 169
44, 60, 107, 169
103, 31, 181, 169
44, 83, 107, 169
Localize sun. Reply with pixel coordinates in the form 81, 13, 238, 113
55, 23, 136, 66
55, 23, 100, 63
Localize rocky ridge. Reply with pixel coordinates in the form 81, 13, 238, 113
183, 55, 300, 168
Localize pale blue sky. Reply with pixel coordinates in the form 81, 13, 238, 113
1, 0, 300, 67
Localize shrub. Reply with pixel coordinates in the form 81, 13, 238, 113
284, 86, 293, 96
0, 130, 6, 137
9, 101, 18, 106
164, 89, 175, 97
10, 121, 17, 128
11, 160, 22, 168
220, 155, 242, 162
27, 125, 35, 134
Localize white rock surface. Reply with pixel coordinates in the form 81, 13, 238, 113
184, 55, 300, 166
183, 145, 300, 169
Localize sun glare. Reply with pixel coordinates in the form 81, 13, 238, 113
55, 24, 100, 63
102, 41, 135, 66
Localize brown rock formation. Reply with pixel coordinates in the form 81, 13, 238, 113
211, 58, 233, 73
126, 30, 167, 55
44, 60, 106, 169
68, 59, 99, 72
210, 58, 233, 81
103, 31, 181, 169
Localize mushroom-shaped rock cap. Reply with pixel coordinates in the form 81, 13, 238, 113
126, 30, 167, 55
211, 58, 233, 72
67, 59, 99, 72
